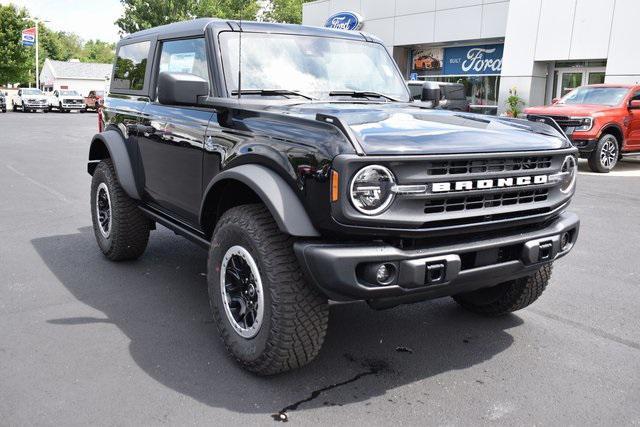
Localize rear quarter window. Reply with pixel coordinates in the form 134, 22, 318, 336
112, 41, 151, 91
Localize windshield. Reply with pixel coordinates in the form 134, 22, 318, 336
60, 90, 79, 96
23, 89, 43, 95
219, 32, 410, 102
559, 86, 629, 106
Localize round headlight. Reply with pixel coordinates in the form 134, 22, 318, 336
349, 165, 395, 215
559, 155, 577, 194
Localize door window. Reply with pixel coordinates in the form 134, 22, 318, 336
158, 38, 208, 79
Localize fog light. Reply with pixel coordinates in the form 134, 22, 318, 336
359, 262, 397, 286
376, 264, 394, 284
560, 232, 572, 251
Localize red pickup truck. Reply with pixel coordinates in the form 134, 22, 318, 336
84, 90, 104, 112
525, 84, 640, 172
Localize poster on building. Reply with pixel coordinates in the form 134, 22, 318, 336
411, 47, 443, 73
443, 44, 503, 75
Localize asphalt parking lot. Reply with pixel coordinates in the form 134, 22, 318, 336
1, 111, 639, 425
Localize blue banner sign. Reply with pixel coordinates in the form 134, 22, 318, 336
443, 44, 503, 75
325, 12, 364, 31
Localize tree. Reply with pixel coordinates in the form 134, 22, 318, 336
263, 0, 316, 24
0, 4, 31, 85
115, 0, 260, 34
81, 40, 116, 63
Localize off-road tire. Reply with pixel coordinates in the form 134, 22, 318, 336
588, 133, 619, 173
208, 204, 329, 375
453, 265, 552, 316
90, 159, 151, 261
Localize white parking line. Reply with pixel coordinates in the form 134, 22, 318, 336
578, 159, 640, 177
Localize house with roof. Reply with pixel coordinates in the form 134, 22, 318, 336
39, 59, 113, 96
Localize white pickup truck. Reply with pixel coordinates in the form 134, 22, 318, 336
12, 88, 48, 112
47, 89, 86, 112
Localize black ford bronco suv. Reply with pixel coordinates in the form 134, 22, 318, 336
88, 19, 580, 375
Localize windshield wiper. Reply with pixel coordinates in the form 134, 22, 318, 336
328, 90, 399, 102
231, 89, 315, 100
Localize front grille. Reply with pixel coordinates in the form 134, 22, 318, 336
426, 156, 552, 175
424, 189, 549, 214
531, 115, 583, 128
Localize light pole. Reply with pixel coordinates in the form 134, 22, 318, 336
23, 17, 49, 89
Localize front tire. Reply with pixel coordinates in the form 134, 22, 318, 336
453, 265, 552, 316
90, 160, 151, 261
588, 134, 619, 173
208, 204, 329, 375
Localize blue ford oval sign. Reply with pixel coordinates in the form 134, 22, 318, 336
325, 12, 364, 31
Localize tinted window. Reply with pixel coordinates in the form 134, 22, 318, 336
113, 41, 150, 91
158, 38, 208, 81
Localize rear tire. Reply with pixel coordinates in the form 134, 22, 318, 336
453, 265, 552, 316
208, 204, 329, 375
90, 159, 151, 261
588, 134, 619, 173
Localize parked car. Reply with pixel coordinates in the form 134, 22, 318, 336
407, 80, 470, 111
0, 91, 6, 113
47, 89, 86, 112
12, 88, 48, 112
84, 90, 104, 111
88, 19, 579, 375
525, 84, 640, 172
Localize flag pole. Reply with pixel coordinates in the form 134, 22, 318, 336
35, 20, 39, 89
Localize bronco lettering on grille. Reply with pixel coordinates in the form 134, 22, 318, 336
431, 175, 549, 193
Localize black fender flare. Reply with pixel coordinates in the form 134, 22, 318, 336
88, 130, 141, 200
201, 164, 320, 237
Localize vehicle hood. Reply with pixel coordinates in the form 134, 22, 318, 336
524, 104, 613, 116
267, 103, 570, 155
60, 95, 84, 100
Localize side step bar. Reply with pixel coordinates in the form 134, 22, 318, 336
138, 205, 210, 249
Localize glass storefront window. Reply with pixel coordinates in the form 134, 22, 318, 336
423, 75, 500, 114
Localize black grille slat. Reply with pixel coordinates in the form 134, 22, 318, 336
424, 189, 549, 214
427, 156, 552, 175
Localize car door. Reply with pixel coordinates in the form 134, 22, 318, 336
625, 90, 640, 149
137, 37, 213, 226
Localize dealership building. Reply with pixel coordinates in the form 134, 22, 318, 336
303, 0, 640, 114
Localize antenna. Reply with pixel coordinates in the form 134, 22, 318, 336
237, 18, 242, 100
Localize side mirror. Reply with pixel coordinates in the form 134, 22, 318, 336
551, 98, 560, 104
158, 72, 209, 106
629, 100, 640, 109
421, 82, 441, 106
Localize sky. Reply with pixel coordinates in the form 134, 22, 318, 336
0, 0, 124, 42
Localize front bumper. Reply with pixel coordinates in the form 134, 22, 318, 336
24, 103, 47, 109
295, 212, 579, 306
61, 103, 86, 109
570, 138, 597, 156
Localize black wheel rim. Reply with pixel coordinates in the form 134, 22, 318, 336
220, 245, 264, 338
96, 182, 112, 238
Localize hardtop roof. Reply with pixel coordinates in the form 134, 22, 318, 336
118, 18, 380, 45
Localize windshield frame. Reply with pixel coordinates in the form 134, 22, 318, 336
216, 31, 411, 103
558, 86, 630, 106
59, 90, 80, 96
